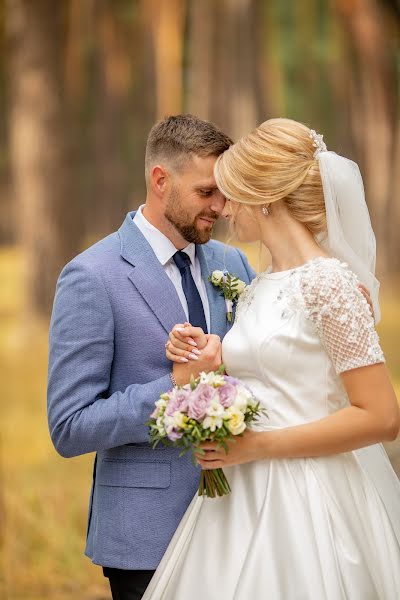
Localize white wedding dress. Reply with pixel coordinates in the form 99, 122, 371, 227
143, 257, 400, 600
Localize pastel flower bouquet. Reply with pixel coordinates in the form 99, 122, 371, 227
147, 367, 264, 498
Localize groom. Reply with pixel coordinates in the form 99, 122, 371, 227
47, 114, 255, 600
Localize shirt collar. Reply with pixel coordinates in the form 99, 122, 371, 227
133, 205, 196, 266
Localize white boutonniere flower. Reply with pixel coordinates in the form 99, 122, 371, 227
208, 270, 247, 322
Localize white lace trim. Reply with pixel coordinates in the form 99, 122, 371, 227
235, 273, 266, 320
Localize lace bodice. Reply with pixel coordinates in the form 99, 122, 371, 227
235, 257, 384, 375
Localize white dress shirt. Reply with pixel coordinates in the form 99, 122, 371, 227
133, 206, 211, 331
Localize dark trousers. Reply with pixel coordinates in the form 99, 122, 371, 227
103, 567, 155, 600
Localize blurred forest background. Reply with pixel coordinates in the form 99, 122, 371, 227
0, 0, 399, 598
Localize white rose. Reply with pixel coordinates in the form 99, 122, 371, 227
211, 270, 225, 285
233, 386, 251, 411
225, 407, 246, 435
236, 280, 247, 295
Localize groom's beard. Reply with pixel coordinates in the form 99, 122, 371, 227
165, 186, 219, 244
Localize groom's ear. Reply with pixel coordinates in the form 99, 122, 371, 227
150, 165, 169, 197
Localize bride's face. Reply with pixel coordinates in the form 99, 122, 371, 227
223, 200, 262, 243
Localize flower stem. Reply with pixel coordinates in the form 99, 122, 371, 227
198, 469, 231, 498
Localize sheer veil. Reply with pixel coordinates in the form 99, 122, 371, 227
316, 151, 381, 323
314, 144, 400, 544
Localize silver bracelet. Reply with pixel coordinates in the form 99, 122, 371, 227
169, 371, 177, 388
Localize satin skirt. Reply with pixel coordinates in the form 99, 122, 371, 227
143, 446, 400, 599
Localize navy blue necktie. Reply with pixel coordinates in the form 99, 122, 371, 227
173, 251, 208, 333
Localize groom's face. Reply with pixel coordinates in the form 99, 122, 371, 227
164, 155, 226, 244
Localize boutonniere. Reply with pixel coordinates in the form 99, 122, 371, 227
209, 270, 247, 322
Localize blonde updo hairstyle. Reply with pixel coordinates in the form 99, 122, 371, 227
214, 118, 327, 236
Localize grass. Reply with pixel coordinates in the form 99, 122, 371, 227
0, 245, 399, 599
0, 248, 109, 600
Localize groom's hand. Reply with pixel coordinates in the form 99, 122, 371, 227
166, 323, 208, 364
172, 334, 222, 386
357, 284, 374, 319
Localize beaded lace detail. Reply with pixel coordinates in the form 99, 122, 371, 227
236, 257, 384, 374
235, 267, 291, 320
283, 258, 384, 373
235, 273, 266, 320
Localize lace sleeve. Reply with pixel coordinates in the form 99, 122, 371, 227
298, 259, 385, 374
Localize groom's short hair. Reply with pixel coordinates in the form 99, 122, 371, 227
145, 114, 233, 183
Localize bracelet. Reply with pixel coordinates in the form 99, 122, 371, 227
169, 371, 177, 388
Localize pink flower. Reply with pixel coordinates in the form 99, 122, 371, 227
218, 382, 236, 408
168, 429, 183, 442
224, 375, 239, 386
188, 384, 216, 421
166, 388, 190, 416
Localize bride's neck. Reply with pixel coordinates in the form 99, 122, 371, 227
261, 211, 327, 273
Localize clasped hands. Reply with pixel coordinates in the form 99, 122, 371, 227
165, 322, 265, 468
166, 322, 221, 385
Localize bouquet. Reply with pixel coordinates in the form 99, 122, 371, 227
147, 367, 264, 498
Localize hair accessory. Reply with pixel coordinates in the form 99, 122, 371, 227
262, 204, 270, 216
309, 129, 327, 158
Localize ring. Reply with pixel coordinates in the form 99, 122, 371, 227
165, 341, 170, 349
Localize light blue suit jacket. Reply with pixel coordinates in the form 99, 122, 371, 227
47, 211, 255, 569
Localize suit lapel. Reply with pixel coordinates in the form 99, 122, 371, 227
196, 244, 229, 340
119, 213, 186, 334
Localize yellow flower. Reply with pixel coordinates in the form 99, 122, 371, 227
173, 411, 188, 430
225, 407, 246, 435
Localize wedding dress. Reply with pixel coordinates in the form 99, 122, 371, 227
143, 257, 400, 600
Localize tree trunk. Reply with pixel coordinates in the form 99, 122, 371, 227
7, 0, 81, 319
90, 0, 132, 239
333, 0, 397, 273
143, 0, 186, 118
187, 0, 264, 141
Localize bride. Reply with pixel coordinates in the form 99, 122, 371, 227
143, 118, 400, 599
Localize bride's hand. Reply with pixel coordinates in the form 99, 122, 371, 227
195, 429, 264, 469
165, 322, 208, 363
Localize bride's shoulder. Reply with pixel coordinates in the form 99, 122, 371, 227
296, 257, 358, 300
289, 256, 374, 333
285, 256, 368, 324
291, 257, 383, 373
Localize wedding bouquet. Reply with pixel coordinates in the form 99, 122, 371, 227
147, 367, 264, 498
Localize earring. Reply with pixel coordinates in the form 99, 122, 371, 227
262, 204, 270, 216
